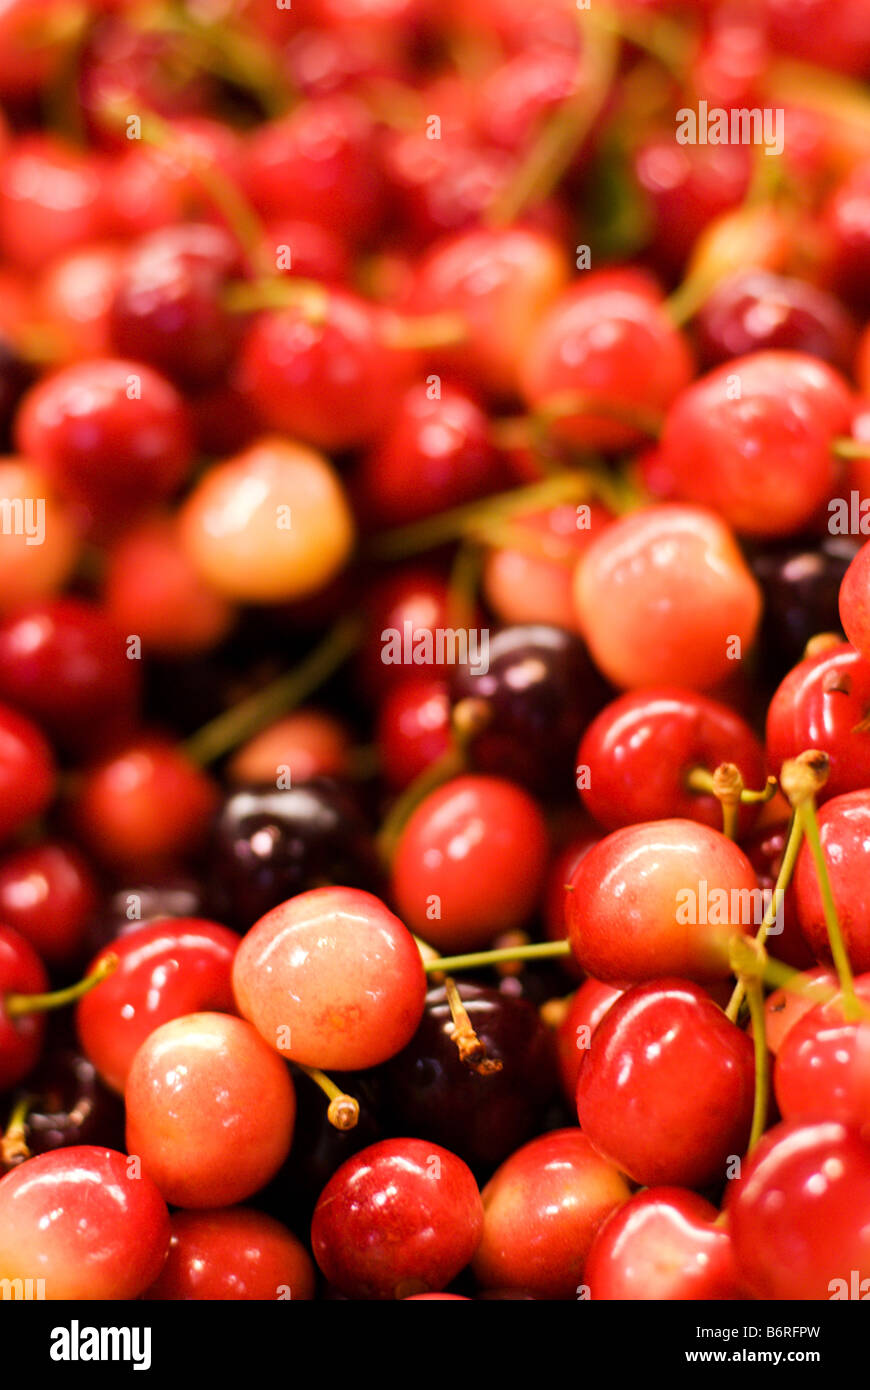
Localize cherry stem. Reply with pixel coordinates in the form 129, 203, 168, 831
831, 438, 870, 460
141, 2, 291, 117
4, 952, 118, 1020
446, 540, 483, 629
293, 1064, 359, 1132
744, 976, 770, 1151
367, 471, 602, 560
423, 940, 572, 974
795, 798, 861, 1022
223, 277, 330, 323
686, 765, 778, 841
491, 393, 664, 448
726, 811, 804, 1023
443, 976, 502, 1075
1, 1094, 33, 1168
183, 617, 362, 767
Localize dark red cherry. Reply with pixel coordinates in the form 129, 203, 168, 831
751, 536, 859, 685
376, 678, 451, 791
633, 138, 750, 277
8, 1043, 125, 1160
0, 842, 98, 967
695, 270, 856, 373
0, 703, 55, 843
0, 925, 49, 1090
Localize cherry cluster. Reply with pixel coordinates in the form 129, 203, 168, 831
2, 0, 870, 1304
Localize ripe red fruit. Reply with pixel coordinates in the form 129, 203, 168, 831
0, 924, 49, 1090
793, 789, 870, 972
576, 979, 755, 1189
766, 642, 870, 803
584, 1188, 745, 1301
774, 975, 870, 1130
839, 540, 870, 663
144, 1208, 316, 1301
391, 774, 549, 951
0, 460, 79, 613
0, 842, 97, 966
0, 136, 106, 272
0, 702, 55, 842
311, 1137, 483, 1299
566, 819, 758, 985
0, 1146, 170, 1301
125, 1012, 296, 1208
573, 504, 762, 691
555, 979, 623, 1102
376, 678, 450, 791
232, 886, 426, 1070
761, 966, 837, 1055
727, 1119, 870, 1299
76, 919, 241, 1095
472, 1129, 631, 1300
657, 351, 852, 538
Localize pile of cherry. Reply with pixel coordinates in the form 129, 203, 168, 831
3, 0, 870, 1302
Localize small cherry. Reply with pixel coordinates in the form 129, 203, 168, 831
144, 1208, 316, 1301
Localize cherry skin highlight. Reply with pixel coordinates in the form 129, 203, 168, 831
144, 1208, 316, 1301
793, 789, 870, 973
774, 975, 870, 1130
766, 642, 870, 804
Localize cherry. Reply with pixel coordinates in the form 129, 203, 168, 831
0, 1146, 170, 1301
210, 781, 382, 932
793, 789, 870, 973
354, 379, 505, 527
632, 138, 750, 278
376, 679, 451, 791
232, 886, 426, 1070
0, 136, 107, 274
579, 687, 765, 834
108, 222, 241, 389
576, 979, 756, 1189
822, 164, 870, 315
584, 1188, 745, 1301
379, 982, 557, 1171
519, 278, 694, 451
0, 598, 141, 756
0, 0, 81, 100
542, 832, 600, 976
573, 504, 762, 691
774, 975, 870, 1130
482, 501, 612, 631
0, 925, 49, 1091
726, 1118, 870, 1299
0, 702, 56, 843
567, 820, 758, 985
657, 352, 853, 539
125, 1011, 296, 1208
227, 709, 352, 787
753, 535, 858, 684
742, 822, 816, 971
409, 225, 569, 398
179, 437, 355, 603
358, 565, 459, 700
7, 1041, 126, 1160
76, 918, 240, 1095
555, 978, 624, 1103
450, 624, 607, 796
391, 774, 549, 951
72, 737, 219, 872
766, 642, 870, 803
0, 459, 80, 615
144, 1208, 316, 1301
839, 538, 870, 664
476, 46, 582, 151
472, 1129, 631, 1300
37, 243, 125, 362
15, 357, 194, 531
0, 842, 98, 967
761, 966, 837, 1054
262, 217, 351, 284
310, 1137, 483, 1299
695, 270, 857, 373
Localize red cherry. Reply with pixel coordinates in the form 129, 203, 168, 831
0, 136, 107, 273
793, 789, 870, 972
633, 138, 750, 277
37, 243, 125, 362
0, 598, 141, 756
76, 919, 241, 1095
657, 351, 852, 538
761, 966, 837, 1054
482, 502, 612, 632
376, 678, 451, 791
0, 924, 49, 1090
774, 975, 870, 1129
0, 702, 55, 843
555, 978, 623, 1103
125, 1012, 296, 1208
0, 842, 97, 967
15, 357, 194, 530
358, 565, 459, 699
472, 1129, 631, 1300
0, 459, 80, 615
144, 1207, 316, 1301
584, 1188, 745, 1301
391, 774, 550, 951
727, 1119, 870, 1299
520, 278, 694, 451
311, 1137, 483, 1299
566, 820, 757, 985
542, 832, 600, 976
576, 979, 756, 1189
232, 886, 426, 1070
0, 0, 79, 100
262, 217, 351, 284
227, 708, 352, 787
766, 642, 870, 802
72, 737, 219, 872
0, 1146, 170, 1300
573, 504, 762, 691
840, 540, 870, 663
579, 687, 765, 834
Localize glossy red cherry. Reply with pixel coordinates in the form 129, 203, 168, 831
358, 565, 459, 699
761, 966, 837, 1054
579, 687, 765, 834
125, 1012, 296, 1208
0, 842, 97, 966
311, 1137, 483, 1299
144, 1208, 316, 1301
555, 978, 623, 1103
576, 979, 756, 1189
0, 702, 55, 843
793, 789, 870, 972
227, 708, 352, 787
472, 1129, 631, 1300
76, 919, 241, 1095
0, 459, 79, 613
566, 820, 757, 985
37, 243, 124, 362
0, 924, 49, 1090
15, 357, 194, 530
657, 351, 853, 538
482, 502, 612, 631
695, 270, 856, 373
727, 1119, 870, 1299
0, 598, 141, 756
573, 504, 762, 691
233, 886, 426, 1070
633, 138, 750, 276
766, 642, 870, 803
391, 774, 549, 951
0, 136, 106, 273
839, 539, 870, 663
584, 1188, 745, 1301
774, 975, 870, 1129
0, 1146, 170, 1301
376, 678, 450, 791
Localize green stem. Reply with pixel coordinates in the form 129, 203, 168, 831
5, 953, 118, 1020
293, 1064, 358, 1131
1, 1093, 32, 1167
183, 617, 362, 767
831, 438, 870, 460
726, 812, 804, 1023
423, 941, 572, 974
797, 799, 860, 1021
745, 977, 770, 1151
